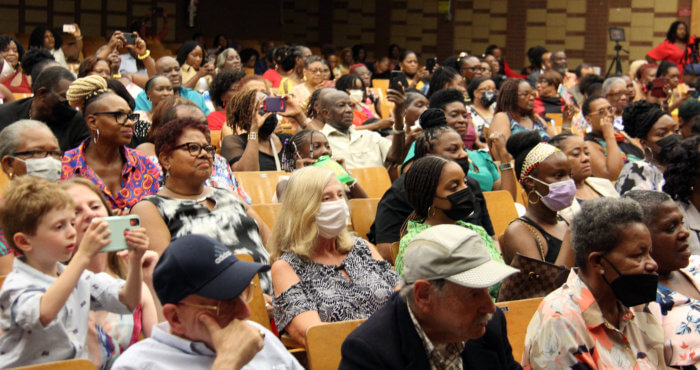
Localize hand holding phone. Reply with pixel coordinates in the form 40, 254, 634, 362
389, 70, 404, 91
62, 24, 77, 34
263, 96, 286, 113
426, 57, 437, 74
99, 215, 141, 252
122, 32, 137, 46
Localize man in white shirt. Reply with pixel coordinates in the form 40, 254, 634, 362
319, 89, 405, 169
112, 234, 302, 370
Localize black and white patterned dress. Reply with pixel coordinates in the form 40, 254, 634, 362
144, 187, 272, 293
273, 238, 399, 332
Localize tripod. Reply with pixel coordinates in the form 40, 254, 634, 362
606, 41, 629, 78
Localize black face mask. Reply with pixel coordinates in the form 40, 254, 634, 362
656, 133, 682, 151
51, 100, 77, 124
454, 157, 471, 177
601, 255, 658, 307
437, 187, 475, 221
258, 114, 278, 139
480, 91, 496, 107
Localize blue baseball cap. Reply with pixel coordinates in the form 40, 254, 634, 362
154, 234, 270, 305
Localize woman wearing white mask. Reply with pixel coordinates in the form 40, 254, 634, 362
501, 130, 576, 267
0, 119, 63, 274
270, 166, 399, 346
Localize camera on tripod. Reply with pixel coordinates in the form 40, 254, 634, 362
606, 27, 629, 77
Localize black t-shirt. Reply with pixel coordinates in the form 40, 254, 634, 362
367, 174, 495, 244
229, 133, 292, 171
0, 97, 89, 151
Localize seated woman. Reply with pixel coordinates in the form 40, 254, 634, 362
663, 135, 700, 255
134, 75, 174, 124
131, 117, 272, 292
624, 190, 699, 368
335, 74, 393, 133
206, 69, 246, 131
394, 50, 428, 90
289, 56, 330, 111
523, 197, 665, 369
62, 75, 160, 212
533, 70, 572, 117
396, 156, 506, 299
428, 88, 483, 150
221, 89, 291, 171
425, 66, 467, 99
549, 133, 618, 221
657, 60, 691, 113
77, 56, 112, 80
582, 95, 642, 181
215, 48, 242, 72
467, 77, 497, 141
501, 131, 575, 266
616, 100, 679, 194
176, 40, 214, 93
270, 166, 399, 346
278, 129, 368, 200
490, 78, 556, 145
60, 178, 158, 367
278, 46, 311, 96
0, 35, 31, 93
0, 119, 62, 275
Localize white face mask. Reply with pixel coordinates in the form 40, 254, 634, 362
316, 199, 349, 239
348, 89, 364, 104
14, 156, 63, 183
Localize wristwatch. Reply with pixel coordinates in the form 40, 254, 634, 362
249, 132, 258, 141
499, 162, 514, 171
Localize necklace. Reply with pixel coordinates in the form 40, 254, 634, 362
163, 185, 209, 199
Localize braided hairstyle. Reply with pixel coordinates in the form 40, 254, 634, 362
66, 75, 111, 112
663, 135, 700, 203
226, 89, 258, 132
282, 129, 312, 171
622, 100, 667, 139
414, 125, 457, 160
404, 156, 450, 220
418, 108, 447, 129
306, 87, 331, 118
506, 130, 543, 181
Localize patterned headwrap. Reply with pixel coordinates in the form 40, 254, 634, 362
520, 142, 560, 185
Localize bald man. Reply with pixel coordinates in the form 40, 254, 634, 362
134, 56, 210, 114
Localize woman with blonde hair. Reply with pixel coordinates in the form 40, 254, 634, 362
270, 166, 399, 346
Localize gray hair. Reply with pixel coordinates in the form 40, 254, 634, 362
216, 48, 239, 70
0, 120, 54, 158
398, 279, 447, 309
602, 77, 626, 96
623, 190, 672, 226
571, 197, 645, 270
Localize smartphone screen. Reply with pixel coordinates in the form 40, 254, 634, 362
263, 97, 286, 112
389, 70, 404, 91
123, 33, 136, 46
62, 24, 76, 34
426, 58, 436, 73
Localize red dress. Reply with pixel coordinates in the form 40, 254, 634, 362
647, 40, 690, 78
1, 70, 31, 94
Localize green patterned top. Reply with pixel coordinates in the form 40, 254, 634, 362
395, 219, 505, 300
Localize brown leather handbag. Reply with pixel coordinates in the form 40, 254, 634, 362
496, 252, 570, 302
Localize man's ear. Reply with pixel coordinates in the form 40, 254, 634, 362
163, 304, 185, 335
413, 280, 433, 313
13, 232, 33, 254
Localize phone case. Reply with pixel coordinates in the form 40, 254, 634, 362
264, 97, 286, 112
99, 215, 140, 252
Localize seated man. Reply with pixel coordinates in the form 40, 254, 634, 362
112, 234, 302, 370
0, 66, 89, 151
133, 56, 209, 114
319, 89, 403, 169
340, 225, 521, 369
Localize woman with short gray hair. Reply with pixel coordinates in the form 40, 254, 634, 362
0, 119, 62, 274
523, 197, 666, 369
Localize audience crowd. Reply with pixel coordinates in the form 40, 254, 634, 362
1, 18, 700, 369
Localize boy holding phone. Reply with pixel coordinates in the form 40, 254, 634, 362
0, 177, 148, 367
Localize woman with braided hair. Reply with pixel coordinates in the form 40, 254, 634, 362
394, 155, 506, 299
61, 75, 160, 212
663, 135, 700, 255
615, 100, 680, 194
501, 130, 575, 267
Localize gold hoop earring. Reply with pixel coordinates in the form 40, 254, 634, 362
527, 189, 540, 205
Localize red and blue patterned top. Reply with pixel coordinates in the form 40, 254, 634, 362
60, 139, 161, 212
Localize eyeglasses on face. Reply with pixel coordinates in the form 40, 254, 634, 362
590, 106, 615, 116
174, 142, 217, 157
92, 111, 140, 125
12, 149, 63, 159
179, 281, 256, 316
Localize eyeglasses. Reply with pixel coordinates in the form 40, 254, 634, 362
92, 111, 140, 125
13, 149, 63, 159
179, 281, 256, 316
174, 142, 217, 157
307, 68, 325, 74
589, 106, 615, 116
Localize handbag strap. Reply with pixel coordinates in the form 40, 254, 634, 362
510, 218, 546, 260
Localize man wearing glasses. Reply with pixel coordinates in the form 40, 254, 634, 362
0, 66, 89, 151
112, 234, 302, 370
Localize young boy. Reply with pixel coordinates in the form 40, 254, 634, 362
0, 176, 147, 367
